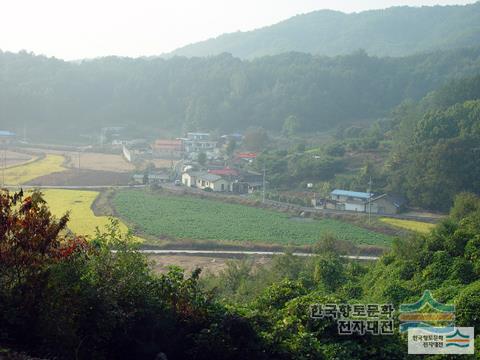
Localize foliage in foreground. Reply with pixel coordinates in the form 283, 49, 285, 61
0, 190, 266, 359
1, 190, 480, 359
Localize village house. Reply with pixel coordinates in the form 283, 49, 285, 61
329, 189, 373, 212
367, 193, 406, 214
0, 130, 16, 145
234, 152, 257, 163
179, 132, 217, 153
181, 167, 264, 193
181, 171, 200, 187
220, 133, 244, 145
181, 171, 229, 192
133, 170, 170, 185
313, 189, 405, 214
152, 139, 183, 159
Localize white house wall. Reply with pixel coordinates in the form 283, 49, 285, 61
345, 203, 365, 212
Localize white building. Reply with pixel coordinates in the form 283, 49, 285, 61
182, 171, 230, 192
179, 132, 217, 155
330, 189, 373, 212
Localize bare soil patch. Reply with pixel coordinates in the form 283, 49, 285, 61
147, 254, 271, 275
25, 169, 132, 186
2, 150, 34, 168
150, 158, 176, 169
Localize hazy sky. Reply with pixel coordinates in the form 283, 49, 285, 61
0, 0, 476, 60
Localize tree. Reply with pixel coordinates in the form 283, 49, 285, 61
243, 128, 268, 151
226, 139, 236, 157
313, 253, 345, 292
282, 115, 301, 137
0, 190, 83, 285
295, 143, 306, 153
450, 192, 480, 221
197, 152, 207, 166
389, 99, 480, 211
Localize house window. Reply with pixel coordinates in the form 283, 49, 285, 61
201, 181, 205, 186
221, 183, 225, 191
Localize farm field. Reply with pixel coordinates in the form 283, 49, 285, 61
3, 150, 36, 168
23, 147, 135, 172
113, 190, 392, 246
26, 169, 132, 186
150, 158, 177, 169
3, 154, 66, 185
42, 189, 134, 239
63, 152, 135, 172
379, 217, 436, 234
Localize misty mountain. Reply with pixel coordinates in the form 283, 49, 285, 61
170, 2, 480, 59
2, 47, 480, 141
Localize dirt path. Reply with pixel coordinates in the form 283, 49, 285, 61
134, 249, 379, 261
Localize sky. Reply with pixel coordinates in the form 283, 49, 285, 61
0, 0, 476, 60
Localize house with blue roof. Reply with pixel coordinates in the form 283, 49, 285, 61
0, 131, 15, 137
330, 189, 373, 212
0, 130, 16, 144
316, 189, 405, 214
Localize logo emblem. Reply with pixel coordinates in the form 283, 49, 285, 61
408, 327, 474, 354
399, 290, 455, 332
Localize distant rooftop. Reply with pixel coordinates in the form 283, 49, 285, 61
331, 189, 372, 199
0, 131, 15, 137
197, 173, 223, 182
208, 168, 239, 176
187, 132, 210, 136
236, 152, 257, 159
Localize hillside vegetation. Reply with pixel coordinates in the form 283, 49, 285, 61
171, 3, 480, 58
251, 74, 480, 212
2, 48, 480, 141
1, 190, 479, 359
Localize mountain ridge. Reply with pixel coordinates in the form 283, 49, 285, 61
169, 2, 480, 59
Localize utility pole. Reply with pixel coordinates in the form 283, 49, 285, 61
262, 164, 266, 204
367, 177, 373, 224
2, 146, 5, 187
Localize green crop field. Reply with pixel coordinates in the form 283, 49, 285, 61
113, 190, 392, 246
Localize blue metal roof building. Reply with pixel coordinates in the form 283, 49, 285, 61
0, 131, 15, 137
331, 189, 372, 199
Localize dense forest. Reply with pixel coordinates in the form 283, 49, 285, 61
171, 2, 480, 59
388, 76, 480, 211
250, 74, 480, 211
1, 190, 479, 359
2, 47, 480, 141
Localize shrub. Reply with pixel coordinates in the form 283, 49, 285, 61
456, 281, 480, 331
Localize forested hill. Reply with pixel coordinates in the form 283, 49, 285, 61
2, 47, 480, 141
170, 2, 480, 59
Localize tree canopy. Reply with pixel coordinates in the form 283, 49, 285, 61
2, 47, 480, 141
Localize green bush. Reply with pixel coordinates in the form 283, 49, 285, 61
456, 281, 480, 331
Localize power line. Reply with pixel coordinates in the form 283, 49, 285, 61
262, 163, 266, 204
367, 176, 373, 224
